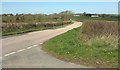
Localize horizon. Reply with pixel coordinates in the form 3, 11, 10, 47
2, 2, 118, 14
1, 12, 118, 15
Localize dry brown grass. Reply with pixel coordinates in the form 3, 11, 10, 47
2, 21, 70, 29
2, 21, 71, 36
80, 20, 118, 48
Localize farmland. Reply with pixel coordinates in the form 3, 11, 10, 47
1, 12, 119, 67
1, 13, 118, 36
2, 2, 119, 68
72, 15, 118, 22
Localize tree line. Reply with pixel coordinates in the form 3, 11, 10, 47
2, 10, 74, 23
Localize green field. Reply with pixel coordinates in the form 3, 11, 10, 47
72, 16, 118, 22
43, 20, 118, 68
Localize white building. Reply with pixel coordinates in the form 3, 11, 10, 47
91, 15, 99, 18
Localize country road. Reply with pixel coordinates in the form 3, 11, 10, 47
1, 22, 87, 68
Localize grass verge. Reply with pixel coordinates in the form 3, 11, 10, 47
42, 27, 118, 68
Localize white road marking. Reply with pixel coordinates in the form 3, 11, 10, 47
26, 44, 38, 49
17, 49, 25, 52
4, 44, 39, 57
4, 52, 16, 57
26, 46, 33, 49
26, 45, 37, 49
33, 44, 38, 47
40, 43, 43, 44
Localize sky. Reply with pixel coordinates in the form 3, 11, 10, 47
2, 0, 119, 2
2, 2, 118, 14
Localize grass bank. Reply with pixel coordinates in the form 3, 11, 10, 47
2, 21, 72, 36
42, 20, 118, 68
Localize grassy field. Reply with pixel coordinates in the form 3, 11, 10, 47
43, 20, 118, 68
72, 16, 118, 22
2, 21, 72, 36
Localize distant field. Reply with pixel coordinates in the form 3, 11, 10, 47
43, 20, 118, 68
72, 16, 118, 22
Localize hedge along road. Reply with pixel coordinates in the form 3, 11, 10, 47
2, 22, 88, 68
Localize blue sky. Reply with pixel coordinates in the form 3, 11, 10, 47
2, 2, 118, 14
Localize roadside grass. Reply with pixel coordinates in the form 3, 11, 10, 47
2, 21, 72, 36
42, 21, 118, 68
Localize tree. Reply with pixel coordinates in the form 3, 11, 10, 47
59, 10, 74, 21
10, 13, 13, 16
83, 12, 87, 16
59, 10, 74, 14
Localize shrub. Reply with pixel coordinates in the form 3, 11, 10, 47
2, 21, 72, 36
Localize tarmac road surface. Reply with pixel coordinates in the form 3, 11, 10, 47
2, 22, 88, 68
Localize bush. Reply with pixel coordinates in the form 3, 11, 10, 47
2, 21, 72, 36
